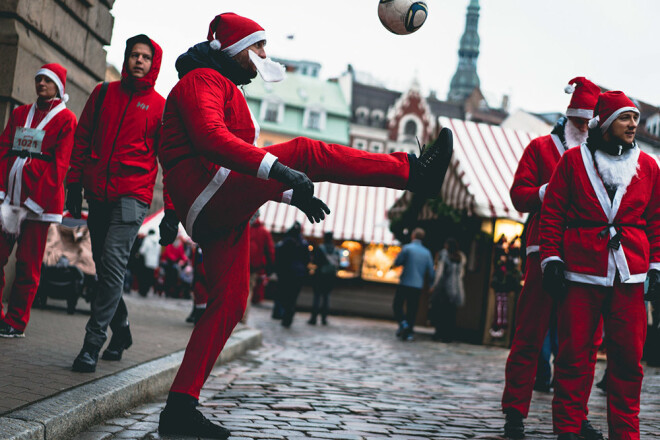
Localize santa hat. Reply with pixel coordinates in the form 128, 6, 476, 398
564, 76, 599, 119
588, 91, 640, 132
207, 13, 266, 57
35, 63, 68, 103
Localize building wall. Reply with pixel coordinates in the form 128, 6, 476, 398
0, 0, 115, 126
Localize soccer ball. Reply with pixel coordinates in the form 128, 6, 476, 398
378, 0, 428, 35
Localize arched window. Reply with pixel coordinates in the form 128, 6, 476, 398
404, 120, 417, 137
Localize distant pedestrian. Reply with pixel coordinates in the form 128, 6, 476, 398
429, 238, 465, 342
245, 210, 274, 322
274, 222, 310, 328
138, 229, 161, 296
391, 228, 434, 341
308, 231, 341, 325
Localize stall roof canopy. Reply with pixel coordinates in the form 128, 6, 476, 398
436, 116, 537, 222
261, 182, 404, 245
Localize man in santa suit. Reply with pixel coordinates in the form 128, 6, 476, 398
156, 12, 453, 439
540, 91, 660, 440
502, 77, 604, 439
0, 63, 77, 337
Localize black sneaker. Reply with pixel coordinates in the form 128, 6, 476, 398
158, 405, 230, 439
503, 408, 525, 439
580, 419, 604, 440
0, 321, 24, 338
101, 324, 132, 361
72, 343, 100, 373
406, 127, 454, 198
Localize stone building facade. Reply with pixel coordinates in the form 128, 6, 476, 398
0, 0, 115, 125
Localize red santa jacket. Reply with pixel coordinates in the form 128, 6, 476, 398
67, 38, 165, 205
510, 133, 565, 255
249, 219, 275, 272
540, 144, 660, 286
0, 100, 77, 222
159, 67, 276, 237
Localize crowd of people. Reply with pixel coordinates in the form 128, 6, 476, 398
0, 9, 657, 440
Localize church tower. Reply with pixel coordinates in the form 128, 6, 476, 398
447, 0, 481, 102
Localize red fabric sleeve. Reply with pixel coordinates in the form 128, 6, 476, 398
539, 154, 571, 263
510, 138, 544, 213
645, 160, 660, 266
68, 84, 101, 185
0, 110, 17, 196
175, 72, 267, 176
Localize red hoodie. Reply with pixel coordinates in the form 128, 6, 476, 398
68, 37, 165, 204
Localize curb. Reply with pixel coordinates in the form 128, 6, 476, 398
0, 328, 262, 440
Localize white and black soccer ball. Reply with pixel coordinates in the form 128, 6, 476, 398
378, 0, 428, 35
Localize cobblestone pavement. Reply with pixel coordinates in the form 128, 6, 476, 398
74, 303, 660, 440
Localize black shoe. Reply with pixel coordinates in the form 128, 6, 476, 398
557, 433, 580, 440
580, 419, 604, 440
595, 375, 607, 392
186, 307, 206, 325
503, 408, 525, 439
0, 321, 24, 338
406, 127, 453, 198
321, 317, 328, 326
307, 317, 317, 325
72, 343, 100, 373
101, 324, 132, 361
533, 381, 551, 393
396, 320, 409, 338
158, 405, 230, 439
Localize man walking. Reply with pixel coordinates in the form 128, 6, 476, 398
391, 227, 434, 341
67, 34, 169, 372
156, 12, 452, 438
501, 77, 604, 439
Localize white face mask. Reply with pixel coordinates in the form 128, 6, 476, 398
248, 50, 285, 83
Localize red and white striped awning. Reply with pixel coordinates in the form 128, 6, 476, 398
261, 182, 404, 245
436, 117, 537, 222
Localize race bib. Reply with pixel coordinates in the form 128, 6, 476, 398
13, 127, 45, 154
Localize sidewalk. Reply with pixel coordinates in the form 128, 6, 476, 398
0, 293, 262, 440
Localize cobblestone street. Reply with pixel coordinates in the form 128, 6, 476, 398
74, 303, 660, 440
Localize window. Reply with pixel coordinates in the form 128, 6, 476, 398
371, 142, 383, 153
371, 110, 385, 127
355, 107, 369, 125
304, 107, 326, 131
260, 99, 283, 124
404, 120, 417, 137
353, 139, 367, 150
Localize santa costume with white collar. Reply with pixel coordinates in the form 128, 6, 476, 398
540, 91, 660, 440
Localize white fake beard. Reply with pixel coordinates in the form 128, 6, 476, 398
564, 120, 588, 149
248, 51, 285, 82
594, 146, 640, 190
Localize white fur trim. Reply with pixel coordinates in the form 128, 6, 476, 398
541, 256, 563, 272
258, 152, 277, 180
62, 93, 69, 103
209, 39, 222, 50
599, 106, 639, 133
185, 167, 231, 237
564, 84, 575, 94
24, 198, 43, 215
539, 184, 548, 203
526, 245, 540, 255
222, 30, 266, 57
36, 68, 65, 101
0, 202, 28, 236
550, 134, 565, 157
588, 117, 599, 129
593, 147, 639, 189
566, 108, 593, 119
650, 262, 660, 271
281, 189, 293, 204
566, 270, 647, 286
0, 191, 5, 201
26, 212, 62, 223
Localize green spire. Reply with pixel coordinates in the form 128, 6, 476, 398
448, 0, 481, 102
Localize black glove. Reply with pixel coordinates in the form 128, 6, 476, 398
292, 196, 330, 224
645, 269, 660, 301
268, 160, 314, 205
543, 260, 568, 301
65, 183, 83, 219
159, 209, 179, 246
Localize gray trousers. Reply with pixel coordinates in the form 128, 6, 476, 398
84, 197, 148, 348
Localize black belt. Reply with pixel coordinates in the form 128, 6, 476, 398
567, 220, 644, 250
7, 150, 53, 161
162, 152, 198, 171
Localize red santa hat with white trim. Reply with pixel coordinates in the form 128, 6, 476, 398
588, 91, 640, 132
207, 13, 266, 57
35, 63, 69, 103
564, 76, 600, 119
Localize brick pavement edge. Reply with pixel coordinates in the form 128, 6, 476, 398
0, 327, 262, 440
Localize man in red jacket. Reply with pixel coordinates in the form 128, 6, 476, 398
67, 34, 167, 373
156, 13, 453, 439
541, 91, 660, 440
245, 210, 275, 321
501, 78, 604, 439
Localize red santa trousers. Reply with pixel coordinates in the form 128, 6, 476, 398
552, 280, 646, 439
0, 221, 50, 331
169, 139, 410, 398
502, 254, 600, 417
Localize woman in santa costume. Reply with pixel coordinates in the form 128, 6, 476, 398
502, 77, 604, 440
540, 91, 660, 440
0, 63, 77, 337
156, 12, 453, 439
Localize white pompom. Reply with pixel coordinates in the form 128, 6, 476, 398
209, 39, 222, 50
62, 93, 69, 103
564, 84, 575, 94
588, 117, 599, 129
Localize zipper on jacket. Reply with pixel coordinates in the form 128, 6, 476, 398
105, 91, 133, 201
